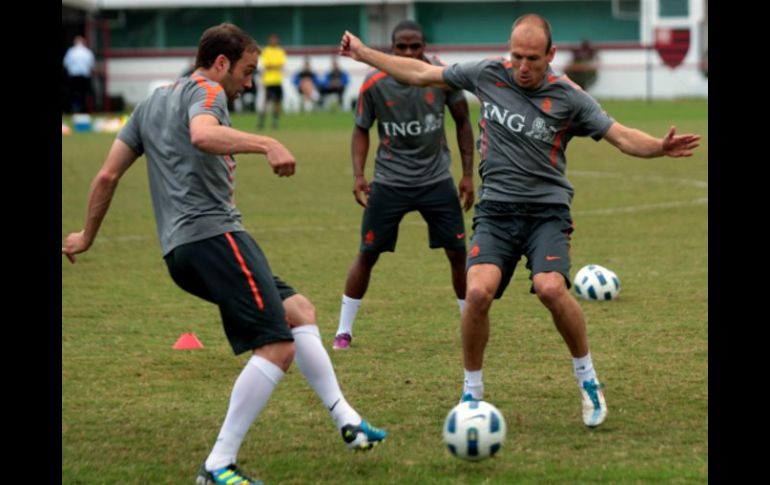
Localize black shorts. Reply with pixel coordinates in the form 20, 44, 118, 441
164, 231, 295, 355
466, 201, 574, 298
265, 85, 283, 102
359, 177, 467, 253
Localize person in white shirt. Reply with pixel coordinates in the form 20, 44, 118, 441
63, 36, 95, 113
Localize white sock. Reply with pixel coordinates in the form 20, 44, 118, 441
457, 298, 465, 315
293, 325, 361, 429
336, 295, 362, 337
573, 352, 597, 385
463, 369, 484, 399
205, 355, 284, 471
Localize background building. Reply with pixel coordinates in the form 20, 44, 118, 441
63, 0, 708, 112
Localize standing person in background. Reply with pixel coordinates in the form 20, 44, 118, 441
258, 33, 286, 130
332, 20, 475, 351
339, 14, 700, 428
62, 23, 386, 485
63, 35, 95, 113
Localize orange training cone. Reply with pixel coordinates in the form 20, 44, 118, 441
173, 332, 204, 350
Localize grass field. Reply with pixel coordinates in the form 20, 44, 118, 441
62, 99, 708, 484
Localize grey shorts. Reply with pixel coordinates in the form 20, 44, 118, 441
466, 201, 574, 299
359, 177, 467, 253
164, 231, 295, 355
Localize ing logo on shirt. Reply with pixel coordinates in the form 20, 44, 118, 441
481, 101, 560, 145
381, 113, 443, 137
424, 90, 435, 104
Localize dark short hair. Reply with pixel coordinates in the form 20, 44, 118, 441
195, 23, 260, 70
391, 20, 425, 44
511, 14, 553, 53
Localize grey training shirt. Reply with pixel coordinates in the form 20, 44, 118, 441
443, 58, 614, 206
356, 56, 467, 187
118, 73, 245, 256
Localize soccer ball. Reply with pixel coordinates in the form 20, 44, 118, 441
573, 264, 621, 301
443, 400, 506, 461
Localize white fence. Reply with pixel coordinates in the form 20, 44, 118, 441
106, 47, 707, 112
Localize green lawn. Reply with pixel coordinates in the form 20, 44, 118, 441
62, 99, 707, 484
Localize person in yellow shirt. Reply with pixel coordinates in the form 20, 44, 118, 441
258, 33, 287, 130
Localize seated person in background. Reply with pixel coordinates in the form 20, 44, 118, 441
293, 58, 320, 112
319, 57, 350, 110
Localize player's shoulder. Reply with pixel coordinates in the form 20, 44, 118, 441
363, 66, 387, 80
461, 56, 510, 77
545, 72, 586, 93
361, 67, 390, 87
484, 56, 511, 68
358, 67, 390, 96
188, 74, 224, 94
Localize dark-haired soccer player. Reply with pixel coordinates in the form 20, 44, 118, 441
63, 23, 386, 485
333, 20, 475, 351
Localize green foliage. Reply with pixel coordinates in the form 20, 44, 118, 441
62, 100, 707, 483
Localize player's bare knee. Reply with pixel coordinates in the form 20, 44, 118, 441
465, 285, 495, 310
284, 294, 316, 327
534, 278, 567, 306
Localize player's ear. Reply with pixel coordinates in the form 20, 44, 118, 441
215, 54, 230, 72
546, 46, 556, 63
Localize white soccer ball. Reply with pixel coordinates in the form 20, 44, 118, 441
443, 400, 506, 461
573, 264, 621, 301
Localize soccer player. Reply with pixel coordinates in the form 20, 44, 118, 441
339, 14, 700, 427
333, 20, 475, 350
62, 23, 386, 485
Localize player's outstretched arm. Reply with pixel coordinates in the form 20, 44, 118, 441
604, 122, 701, 159
62, 139, 140, 263
339, 30, 448, 88
190, 114, 296, 177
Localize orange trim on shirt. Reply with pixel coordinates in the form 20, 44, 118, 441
558, 74, 583, 91
224, 233, 265, 310
357, 71, 388, 114
550, 120, 571, 167
191, 73, 224, 109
